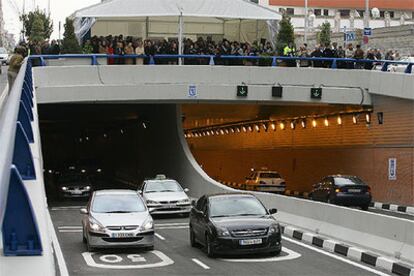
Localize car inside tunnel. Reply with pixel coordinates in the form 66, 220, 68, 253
38, 102, 375, 203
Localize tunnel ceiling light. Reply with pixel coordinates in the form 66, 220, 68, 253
235, 127, 241, 133
271, 122, 276, 131
290, 121, 296, 130
215, 130, 220, 135
225, 128, 229, 134
262, 123, 268, 132
86, 136, 89, 141
142, 122, 147, 129
242, 126, 247, 133
230, 127, 235, 134
365, 113, 371, 124
79, 138, 83, 142
352, 114, 358, 124
248, 125, 253, 132
103, 133, 108, 138
337, 115, 342, 125
206, 131, 211, 136
324, 117, 329, 127
301, 119, 307, 129
279, 122, 285, 130
220, 129, 225, 135
254, 124, 260, 132
120, 129, 125, 134
312, 119, 317, 128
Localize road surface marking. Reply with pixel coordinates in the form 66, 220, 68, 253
192, 258, 210, 269
100, 254, 123, 263
47, 210, 69, 276
157, 226, 189, 230
59, 229, 82, 233
219, 246, 301, 262
155, 233, 166, 240
58, 226, 82, 229
82, 250, 174, 269
283, 237, 391, 276
51, 206, 85, 210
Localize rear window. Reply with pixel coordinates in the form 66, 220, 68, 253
259, 173, 281, 179
334, 177, 366, 186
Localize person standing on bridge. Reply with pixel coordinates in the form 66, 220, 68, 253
7, 47, 25, 94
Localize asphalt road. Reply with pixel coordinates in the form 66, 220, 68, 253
49, 202, 392, 276
0, 65, 8, 92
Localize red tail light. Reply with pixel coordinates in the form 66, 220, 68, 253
367, 186, 371, 193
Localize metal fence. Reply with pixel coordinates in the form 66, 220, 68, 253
29, 54, 414, 74
0, 59, 42, 256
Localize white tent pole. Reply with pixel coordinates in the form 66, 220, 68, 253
145, 17, 149, 39
178, 12, 183, 65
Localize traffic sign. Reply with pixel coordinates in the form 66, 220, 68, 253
310, 88, 322, 99
188, 85, 197, 98
237, 85, 248, 97
364, 27, 372, 36
344, 31, 356, 42
272, 86, 283, 98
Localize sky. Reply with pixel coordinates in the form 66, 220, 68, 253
3, 0, 100, 41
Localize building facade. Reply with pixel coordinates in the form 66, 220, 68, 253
259, 0, 414, 33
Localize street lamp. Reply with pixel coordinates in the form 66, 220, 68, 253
364, 0, 370, 28
304, 0, 308, 43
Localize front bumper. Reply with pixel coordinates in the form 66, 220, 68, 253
88, 230, 154, 248
256, 185, 286, 193
60, 190, 91, 198
211, 233, 282, 255
148, 204, 191, 214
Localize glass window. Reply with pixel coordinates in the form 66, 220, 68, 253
389, 11, 394, 18
259, 172, 281, 179
196, 196, 206, 210
380, 11, 385, 18
339, 10, 350, 17
323, 9, 329, 16
144, 180, 183, 192
209, 196, 267, 217
334, 177, 366, 186
286, 8, 295, 15
92, 194, 146, 213
314, 9, 321, 16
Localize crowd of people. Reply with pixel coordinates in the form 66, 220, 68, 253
9, 34, 405, 69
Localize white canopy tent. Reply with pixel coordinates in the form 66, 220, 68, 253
73, 0, 282, 62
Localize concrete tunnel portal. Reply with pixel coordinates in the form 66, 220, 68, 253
38, 101, 396, 203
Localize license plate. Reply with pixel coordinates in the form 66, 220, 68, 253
72, 190, 82, 195
239, 239, 262, 245
111, 232, 134, 238
348, 189, 361, 193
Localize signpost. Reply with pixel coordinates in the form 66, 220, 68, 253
237, 85, 248, 97
310, 88, 322, 99
388, 158, 397, 180
344, 31, 356, 42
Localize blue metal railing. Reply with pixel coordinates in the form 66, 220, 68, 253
28, 54, 414, 74
0, 59, 42, 256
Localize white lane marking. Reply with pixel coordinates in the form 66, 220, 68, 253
282, 237, 391, 276
59, 230, 82, 233
127, 254, 146, 263
155, 233, 166, 240
157, 226, 189, 230
47, 210, 69, 276
58, 226, 82, 229
51, 206, 85, 210
82, 250, 174, 269
219, 247, 301, 262
192, 258, 210, 269
155, 223, 188, 226
100, 254, 123, 263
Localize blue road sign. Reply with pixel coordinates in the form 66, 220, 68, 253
344, 31, 356, 42
364, 27, 372, 36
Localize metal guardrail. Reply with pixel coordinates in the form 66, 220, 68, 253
29, 54, 414, 74
0, 59, 42, 256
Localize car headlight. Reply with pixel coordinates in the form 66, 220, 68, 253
89, 217, 105, 233
177, 198, 190, 205
146, 200, 161, 206
217, 227, 230, 237
140, 217, 154, 231
61, 186, 68, 191
85, 186, 91, 191
96, 168, 102, 173
268, 224, 280, 235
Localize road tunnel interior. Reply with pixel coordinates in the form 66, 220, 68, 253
38, 102, 380, 203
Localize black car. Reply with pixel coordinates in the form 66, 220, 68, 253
189, 193, 281, 257
310, 175, 372, 210
57, 172, 92, 199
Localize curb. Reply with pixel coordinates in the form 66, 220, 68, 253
370, 202, 414, 215
280, 225, 414, 276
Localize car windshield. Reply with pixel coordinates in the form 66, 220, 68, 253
334, 177, 366, 186
144, 180, 183, 193
259, 172, 281, 178
0, 48, 6, 54
209, 196, 267, 217
59, 174, 88, 183
92, 194, 146, 213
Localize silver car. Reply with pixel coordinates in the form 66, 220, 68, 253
140, 176, 191, 215
81, 189, 154, 251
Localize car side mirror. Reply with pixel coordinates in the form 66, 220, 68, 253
80, 208, 88, 215
184, 188, 189, 193
138, 190, 142, 194
191, 200, 196, 207
269, 208, 278, 214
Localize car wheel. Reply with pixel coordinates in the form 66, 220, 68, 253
190, 227, 197, 247
82, 229, 87, 244
361, 205, 369, 211
145, 245, 154, 251
271, 247, 282, 256
205, 234, 215, 258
